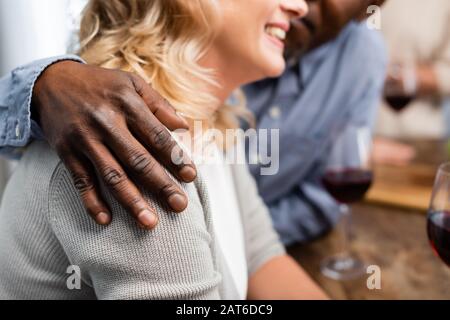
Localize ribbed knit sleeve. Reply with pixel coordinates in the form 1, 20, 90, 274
47, 162, 222, 300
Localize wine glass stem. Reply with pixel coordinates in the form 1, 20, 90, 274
339, 204, 352, 257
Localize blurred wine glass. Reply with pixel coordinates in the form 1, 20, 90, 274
427, 163, 450, 267
321, 125, 374, 281
384, 58, 417, 113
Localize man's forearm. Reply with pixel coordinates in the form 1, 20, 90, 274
0, 55, 84, 156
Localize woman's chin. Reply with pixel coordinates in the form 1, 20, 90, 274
241, 58, 286, 84
263, 59, 286, 78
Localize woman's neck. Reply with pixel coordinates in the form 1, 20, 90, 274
199, 50, 242, 110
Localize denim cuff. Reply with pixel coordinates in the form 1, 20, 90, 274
2, 54, 85, 147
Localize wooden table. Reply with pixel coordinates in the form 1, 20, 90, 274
366, 140, 448, 211
289, 140, 450, 300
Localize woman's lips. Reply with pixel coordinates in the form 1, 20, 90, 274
264, 24, 288, 49
265, 32, 285, 49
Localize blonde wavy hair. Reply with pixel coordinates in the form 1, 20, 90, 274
79, 0, 251, 134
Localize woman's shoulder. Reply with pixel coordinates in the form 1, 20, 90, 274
19, 140, 64, 179
8, 141, 65, 207
49, 168, 222, 299
42, 143, 221, 299
8, 141, 222, 299
18, 140, 218, 258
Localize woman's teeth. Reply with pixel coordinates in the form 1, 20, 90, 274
265, 26, 286, 41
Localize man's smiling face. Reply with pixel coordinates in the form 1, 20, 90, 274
286, 0, 386, 57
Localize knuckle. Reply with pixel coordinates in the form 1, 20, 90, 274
150, 126, 172, 149
117, 73, 138, 93
159, 183, 179, 199
115, 84, 134, 101
101, 166, 127, 189
92, 106, 118, 124
143, 86, 161, 106
107, 82, 130, 101
128, 72, 143, 86
128, 151, 156, 174
150, 94, 169, 114
71, 173, 94, 194
116, 91, 142, 114
91, 107, 124, 132
128, 196, 145, 208
159, 97, 173, 111
111, 72, 132, 90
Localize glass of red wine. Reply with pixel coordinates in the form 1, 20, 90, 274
321, 125, 374, 281
427, 163, 450, 267
384, 62, 416, 112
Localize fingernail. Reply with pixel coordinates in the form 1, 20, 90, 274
96, 212, 111, 225
168, 193, 188, 212
138, 210, 158, 229
179, 166, 197, 182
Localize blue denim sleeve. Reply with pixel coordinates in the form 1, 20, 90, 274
268, 173, 341, 246
0, 55, 85, 159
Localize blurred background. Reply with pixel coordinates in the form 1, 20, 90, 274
0, 0, 84, 194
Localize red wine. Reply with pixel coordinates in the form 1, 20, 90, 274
427, 211, 450, 267
322, 169, 373, 204
385, 95, 414, 112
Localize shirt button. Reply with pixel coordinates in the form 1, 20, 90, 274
270, 106, 282, 120
15, 124, 21, 138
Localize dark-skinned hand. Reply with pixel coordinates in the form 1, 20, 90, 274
32, 61, 197, 229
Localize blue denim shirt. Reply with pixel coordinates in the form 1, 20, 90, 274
244, 22, 387, 245
0, 55, 84, 159
0, 23, 386, 245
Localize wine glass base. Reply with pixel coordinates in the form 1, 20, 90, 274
320, 255, 367, 281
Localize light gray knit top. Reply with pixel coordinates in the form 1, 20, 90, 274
0, 141, 285, 300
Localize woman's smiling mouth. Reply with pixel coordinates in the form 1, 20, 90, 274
266, 26, 287, 41
265, 23, 290, 49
